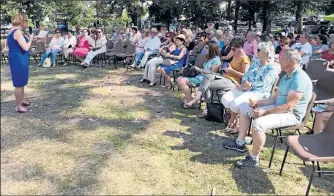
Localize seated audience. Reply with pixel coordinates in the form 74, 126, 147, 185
243, 31, 258, 59
129, 26, 139, 44
278, 36, 291, 61
141, 32, 176, 87
221, 42, 278, 134
62, 30, 77, 66
321, 39, 334, 68
224, 49, 312, 168
37, 28, 64, 67
189, 32, 208, 64
216, 29, 225, 49
178, 41, 221, 108
157, 34, 187, 89
72, 29, 95, 64
291, 34, 312, 70
130, 30, 149, 68
136, 28, 161, 68
81, 28, 107, 68
220, 35, 234, 67
310, 35, 329, 59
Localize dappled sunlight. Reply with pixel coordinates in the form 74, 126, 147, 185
1, 180, 57, 195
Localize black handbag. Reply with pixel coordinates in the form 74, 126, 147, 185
182, 65, 198, 77
206, 89, 226, 124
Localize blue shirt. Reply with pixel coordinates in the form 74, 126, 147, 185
242, 59, 278, 97
219, 40, 225, 49
201, 38, 220, 54
276, 68, 312, 121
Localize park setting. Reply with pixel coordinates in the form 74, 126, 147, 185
1, 0, 334, 195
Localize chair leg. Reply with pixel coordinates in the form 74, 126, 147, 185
306, 161, 316, 196
247, 117, 253, 136
279, 145, 289, 175
279, 129, 283, 143
269, 129, 280, 168
317, 161, 321, 177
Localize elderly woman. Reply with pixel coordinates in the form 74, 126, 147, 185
189, 32, 208, 65
311, 35, 329, 59
140, 32, 176, 87
37, 28, 64, 67
157, 34, 188, 89
81, 28, 107, 68
320, 39, 334, 68
62, 30, 77, 66
178, 41, 221, 108
216, 29, 225, 49
72, 28, 95, 63
243, 31, 258, 59
221, 42, 278, 134
191, 38, 250, 116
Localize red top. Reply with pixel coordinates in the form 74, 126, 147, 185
321, 50, 334, 62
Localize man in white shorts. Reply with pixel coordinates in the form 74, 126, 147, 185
223, 49, 313, 168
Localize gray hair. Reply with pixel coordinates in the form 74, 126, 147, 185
258, 42, 275, 63
247, 31, 257, 38
205, 28, 216, 36
329, 39, 334, 49
283, 49, 302, 64
216, 29, 224, 39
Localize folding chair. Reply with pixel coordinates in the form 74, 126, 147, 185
115, 43, 136, 69
305, 59, 329, 85
279, 113, 334, 196
30, 42, 45, 63
106, 41, 123, 69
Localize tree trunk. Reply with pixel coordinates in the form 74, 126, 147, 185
227, 0, 232, 21
262, 1, 269, 33
234, 1, 240, 33
296, 1, 303, 34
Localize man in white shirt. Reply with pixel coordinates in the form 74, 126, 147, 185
138, 28, 161, 68
291, 34, 312, 70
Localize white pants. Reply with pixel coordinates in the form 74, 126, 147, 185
221, 88, 269, 113
139, 51, 155, 68
239, 104, 300, 133
63, 48, 73, 58
142, 56, 163, 83
84, 48, 106, 66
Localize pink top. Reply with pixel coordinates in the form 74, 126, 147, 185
278, 49, 285, 60
243, 40, 258, 57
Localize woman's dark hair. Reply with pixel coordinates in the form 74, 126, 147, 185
206, 41, 220, 60
176, 37, 185, 44
318, 35, 327, 45
230, 38, 244, 48
279, 36, 291, 45
166, 32, 175, 43
132, 26, 138, 33
68, 30, 73, 34
55, 28, 62, 33
199, 32, 207, 38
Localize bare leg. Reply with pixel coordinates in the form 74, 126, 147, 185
177, 77, 192, 102
15, 87, 27, 112
251, 128, 266, 156
313, 112, 332, 134
237, 113, 251, 141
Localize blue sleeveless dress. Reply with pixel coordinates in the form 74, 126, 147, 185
160, 47, 188, 74
7, 29, 30, 87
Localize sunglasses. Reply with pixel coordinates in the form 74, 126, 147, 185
97, 31, 102, 33
56, 32, 61, 33
257, 49, 261, 52
280, 43, 288, 47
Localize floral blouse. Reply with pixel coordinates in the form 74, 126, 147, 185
242, 58, 278, 96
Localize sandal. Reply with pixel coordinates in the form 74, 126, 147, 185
16, 107, 28, 113
22, 101, 31, 107
196, 110, 207, 118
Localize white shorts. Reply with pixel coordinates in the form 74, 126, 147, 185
221, 88, 269, 113
239, 103, 300, 133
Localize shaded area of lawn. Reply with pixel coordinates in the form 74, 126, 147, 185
1, 63, 333, 195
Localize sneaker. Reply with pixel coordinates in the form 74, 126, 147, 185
223, 139, 246, 152
236, 155, 259, 168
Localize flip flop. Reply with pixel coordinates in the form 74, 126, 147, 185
16, 107, 28, 113
22, 101, 31, 107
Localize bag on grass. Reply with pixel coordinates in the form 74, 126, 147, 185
42, 57, 51, 68
206, 89, 226, 124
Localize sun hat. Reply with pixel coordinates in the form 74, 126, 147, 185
176, 34, 186, 42
150, 28, 158, 33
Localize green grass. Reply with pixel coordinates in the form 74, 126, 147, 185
1, 63, 333, 195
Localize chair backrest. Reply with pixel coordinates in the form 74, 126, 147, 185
35, 42, 46, 52
125, 43, 136, 54
301, 92, 317, 124
194, 54, 207, 68
270, 76, 279, 97
322, 113, 334, 134
315, 71, 334, 94
107, 40, 114, 50
46, 37, 52, 45
113, 41, 123, 53
306, 59, 328, 81
122, 40, 130, 52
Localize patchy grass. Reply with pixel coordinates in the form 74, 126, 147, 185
1, 63, 333, 195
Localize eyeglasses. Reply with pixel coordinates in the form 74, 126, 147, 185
257, 49, 261, 53
231, 47, 236, 51
56, 32, 61, 33
97, 31, 102, 33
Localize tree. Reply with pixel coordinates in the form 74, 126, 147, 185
233, 1, 241, 33
240, 1, 261, 30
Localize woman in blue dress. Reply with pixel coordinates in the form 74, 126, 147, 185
157, 34, 188, 89
7, 13, 34, 113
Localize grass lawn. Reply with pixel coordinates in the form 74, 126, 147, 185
1, 61, 333, 195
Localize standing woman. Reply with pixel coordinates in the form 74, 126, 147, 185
7, 13, 34, 113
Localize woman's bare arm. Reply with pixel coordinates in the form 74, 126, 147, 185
14, 30, 32, 51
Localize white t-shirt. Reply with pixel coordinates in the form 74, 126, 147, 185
291, 42, 313, 65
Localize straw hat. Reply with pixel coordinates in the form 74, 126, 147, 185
150, 28, 158, 33
176, 34, 186, 41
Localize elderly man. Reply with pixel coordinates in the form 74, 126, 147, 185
136, 28, 161, 68
243, 31, 258, 59
200, 28, 219, 54
223, 49, 312, 168
291, 33, 312, 70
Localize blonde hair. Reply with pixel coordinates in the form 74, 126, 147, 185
258, 42, 275, 63
11, 13, 27, 27
216, 30, 224, 39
